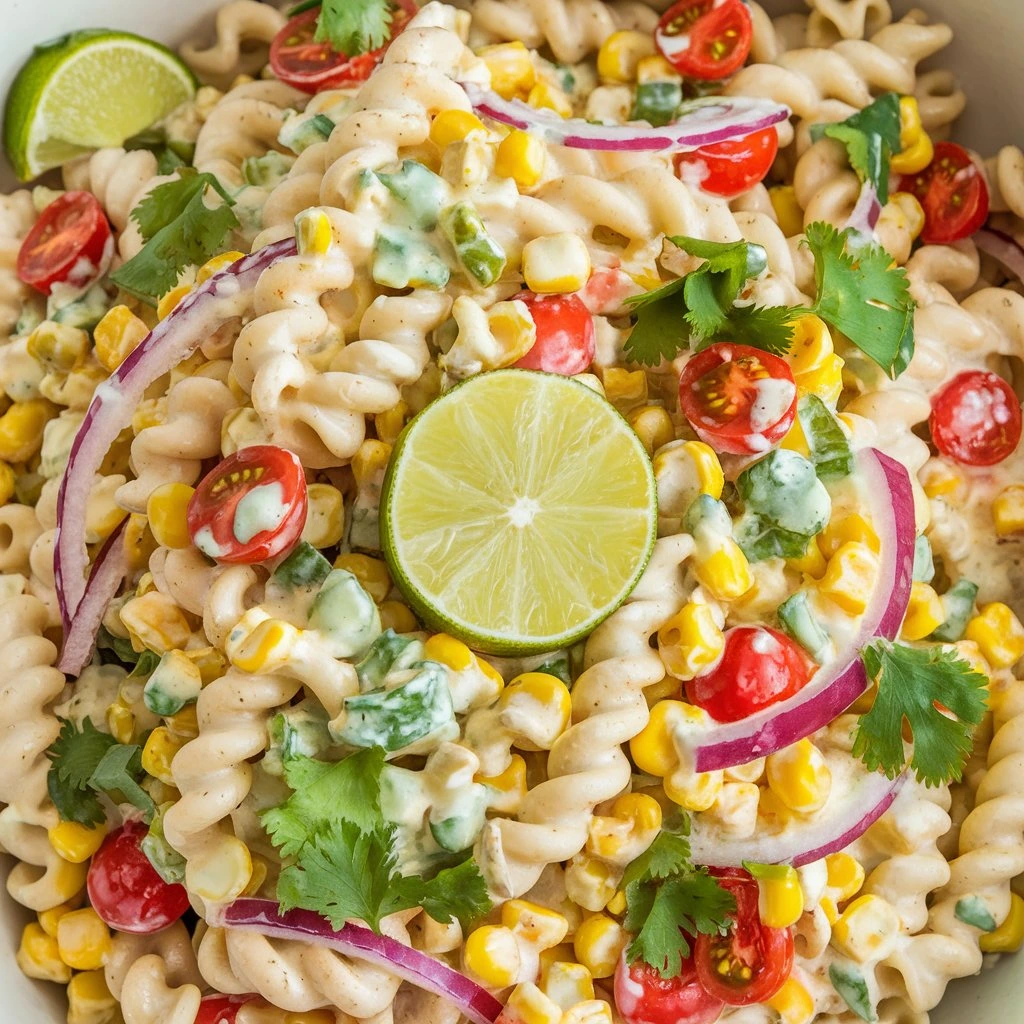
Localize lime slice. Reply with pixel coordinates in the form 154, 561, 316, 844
4, 30, 198, 181
381, 369, 658, 654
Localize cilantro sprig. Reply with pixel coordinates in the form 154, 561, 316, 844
854, 641, 988, 786
111, 171, 240, 302
289, 0, 396, 57
46, 717, 155, 826
263, 746, 491, 933
621, 823, 735, 978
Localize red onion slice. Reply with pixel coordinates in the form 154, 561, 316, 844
974, 227, 1024, 287
212, 899, 504, 1024
54, 239, 298, 675
687, 447, 914, 773
463, 84, 790, 152
845, 182, 882, 239
691, 761, 905, 867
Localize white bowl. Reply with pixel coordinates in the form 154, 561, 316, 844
1, 1, 1022, 1021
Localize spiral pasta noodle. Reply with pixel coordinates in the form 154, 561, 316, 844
180, 0, 288, 83
0, 191, 36, 338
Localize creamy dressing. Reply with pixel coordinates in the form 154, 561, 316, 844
232, 481, 288, 544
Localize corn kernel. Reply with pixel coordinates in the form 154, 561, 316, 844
522, 233, 592, 294
769, 185, 805, 238
601, 367, 647, 412
379, 600, 418, 633
636, 55, 681, 85
0, 398, 53, 462
630, 699, 681, 777
464, 925, 521, 988
921, 460, 963, 499
831, 894, 901, 962
504, 983, 562, 1024
496, 130, 546, 190
0, 460, 14, 504
993, 485, 1024, 536
424, 633, 474, 671
768, 977, 816, 1024
352, 439, 391, 489
501, 673, 572, 746
542, 961, 595, 1010
142, 726, 186, 785
302, 483, 345, 549
479, 42, 536, 99
107, 699, 135, 745
146, 482, 195, 550
628, 405, 674, 455
573, 914, 626, 979
901, 581, 945, 641
56, 908, 111, 971
980, 893, 1024, 953
888, 191, 926, 242
197, 251, 245, 283
565, 855, 617, 913
431, 109, 487, 148
562, 1001, 614, 1024
695, 539, 753, 601
186, 835, 252, 902
333, 553, 391, 603
755, 865, 804, 928
157, 283, 191, 320
819, 542, 879, 615
965, 603, 1024, 669
478, 753, 528, 814
658, 602, 725, 681
527, 80, 573, 118
132, 398, 166, 434
787, 537, 827, 580
766, 739, 832, 815
119, 592, 193, 654
785, 315, 843, 404
38, 902, 77, 939
166, 704, 200, 738
819, 514, 880, 559
597, 30, 656, 83
588, 794, 663, 863
228, 616, 299, 674
825, 852, 865, 903
606, 890, 627, 916
27, 320, 89, 371
67, 969, 117, 1024
374, 401, 408, 446
16, 923, 71, 983
47, 822, 107, 864
664, 766, 723, 812
891, 96, 934, 175
503, 900, 570, 948
296, 208, 333, 256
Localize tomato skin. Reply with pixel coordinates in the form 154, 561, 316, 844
655, 0, 753, 81
513, 292, 596, 376
686, 627, 813, 723
87, 821, 189, 934
901, 142, 989, 244
615, 952, 725, 1024
678, 344, 797, 455
929, 370, 1022, 466
16, 191, 111, 295
694, 869, 794, 1005
195, 995, 258, 1024
187, 445, 308, 565
270, 2, 418, 94
675, 127, 779, 198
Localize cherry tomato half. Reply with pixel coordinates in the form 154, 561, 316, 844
675, 127, 779, 198
686, 626, 813, 722
655, 0, 753, 81
196, 995, 259, 1024
87, 821, 189, 934
678, 343, 797, 455
514, 292, 596, 376
929, 370, 1022, 466
901, 142, 989, 244
270, 1, 418, 94
615, 952, 725, 1024
187, 444, 308, 564
16, 191, 111, 296
694, 869, 794, 1005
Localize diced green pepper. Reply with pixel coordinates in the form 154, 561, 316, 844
265, 702, 332, 776
376, 159, 449, 231
271, 541, 333, 592
683, 493, 734, 537
278, 111, 335, 154
955, 896, 997, 932
533, 651, 572, 687
141, 803, 186, 885
829, 961, 875, 1022
912, 535, 935, 583
51, 283, 111, 330
930, 578, 979, 642
778, 590, 831, 662
440, 202, 506, 287
373, 228, 450, 290
243, 150, 296, 188
631, 81, 682, 127
143, 652, 202, 717
309, 569, 382, 658
430, 788, 488, 852
797, 395, 854, 480
356, 629, 425, 691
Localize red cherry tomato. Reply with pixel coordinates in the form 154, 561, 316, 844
196, 995, 259, 1024
16, 191, 111, 296
694, 869, 794, 1005
678, 343, 797, 455
655, 0, 753, 81
269, 2, 418, 94
513, 292, 596, 376
686, 626, 813, 723
901, 142, 989, 244
87, 821, 189, 934
929, 370, 1022, 466
187, 445, 308, 565
674, 127, 779, 198
615, 951, 724, 1024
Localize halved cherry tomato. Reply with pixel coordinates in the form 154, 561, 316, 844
196, 994, 259, 1024
270, 1, 418, 94
929, 369, 1022, 466
694, 868, 794, 1005
187, 444, 308, 564
686, 626, 813, 722
655, 0, 753, 81
678, 343, 797, 455
674, 127, 779, 198
615, 951, 725, 1024
513, 292, 596, 376
901, 141, 989, 244
87, 821, 189, 934
16, 191, 111, 296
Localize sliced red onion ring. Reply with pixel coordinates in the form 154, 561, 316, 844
54, 239, 298, 675
845, 182, 882, 239
463, 83, 790, 152
691, 762, 905, 867
686, 447, 914, 773
974, 227, 1024, 287
212, 899, 504, 1024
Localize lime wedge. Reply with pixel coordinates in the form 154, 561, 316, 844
381, 369, 658, 654
3, 30, 198, 181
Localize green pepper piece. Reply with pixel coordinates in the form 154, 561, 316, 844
141, 803, 186, 884
912, 535, 935, 583
954, 896, 997, 932
829, 962, 875, 1022
778, 590, 831, 662
265, 702, 332, 775
631, 81, 683, 128
738, 449, 831, 536
271, 541, 333, 592
309, 569, 382, 659
376, 159, 449, 230
373, 227, 450, 290
439, 202, 507, 287
797, 395, 854, 480
356, 629, 425, 691
929, 578, 980, 642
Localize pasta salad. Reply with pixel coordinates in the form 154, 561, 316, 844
1, 2, 1023, 1024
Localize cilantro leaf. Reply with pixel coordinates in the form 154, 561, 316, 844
855, 641, 988, 786
622, 830, 692, 889
315, 0, 394, 57
89, 744, 156, 821
393, 855, 492, 931
698, 302, 803, 356
811, 94, 902, 205
111, 171, 239, 301
262, 746, 386, 857
805, 221, 915, 379
682, 268, 729, 339
622, 278, 689, 366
